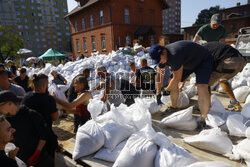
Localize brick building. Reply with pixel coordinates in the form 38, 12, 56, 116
66, 0, 168, 58
183, 2, 250, 45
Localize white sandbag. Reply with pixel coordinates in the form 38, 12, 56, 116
177, 92, 189, 108
210, 94, 226, 114
234, 139, 250, 167
94, 140, 127, 162
5, 143, 26, 167
160, 106, 197, 131
160, 92, 189, 108
57, 84, 69, 93
141, 97, 160, 114
98, 104, 135, 149
184, 128, 233, 156
242, 103, 250, 119
154, 132, 198, 167
245, 94, 250, 104
161, 95, 170, 104
183, 84, 197, 98
233, 86, 250, 103
226, 114, 247, 137
188, 161, 232, 167
113, 125, 157, 167
246, 127, 250, 139
72, 99, 105, 160
205, 114, 225, 128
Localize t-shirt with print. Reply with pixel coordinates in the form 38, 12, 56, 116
165, 40, 211, 71
136, 66, 156, 90
197, 24, 227, 42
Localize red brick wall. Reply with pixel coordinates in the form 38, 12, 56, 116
69, 0, 164, 57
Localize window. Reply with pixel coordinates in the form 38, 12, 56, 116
91, 36, 96, 51
83, 38, 87, 52
76, 40, 80, 52
75, 21, 78, 32
101, 36, 106, 50
90, 15, 94, 28
124, 9, 130, 24
100, 10, 104, 25
126, 34, 131, 45
81, 18, 85, 30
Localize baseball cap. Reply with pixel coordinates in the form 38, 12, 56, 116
211, 13, 221, 24
149, 44, 164, 64
0, 91, 22, 104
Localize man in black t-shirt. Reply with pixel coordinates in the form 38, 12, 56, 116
0, 90, 54, 167
204, 42, 247, 110
22, 74, 58, 160
14, 68, 32, 92
136, 58, 156, 97
0, 115, 18, 167
150, 41, 213, 130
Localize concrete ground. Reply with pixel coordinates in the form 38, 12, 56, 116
53, 91, 247, 167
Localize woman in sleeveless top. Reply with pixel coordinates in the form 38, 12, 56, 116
54, 76, 92, 132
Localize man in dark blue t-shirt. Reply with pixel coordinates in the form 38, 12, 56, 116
150, 41, 213, 130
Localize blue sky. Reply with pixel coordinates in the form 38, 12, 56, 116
67, 0, 248, 28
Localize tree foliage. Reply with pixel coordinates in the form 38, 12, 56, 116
0, 26, 24, 63
193, 6, 220, 26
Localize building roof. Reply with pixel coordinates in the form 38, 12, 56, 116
65, 0, 169, 18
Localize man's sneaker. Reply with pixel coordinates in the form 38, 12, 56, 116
228, 100, 242, 111
197, 119, 207, 131
162, 107, 178, 116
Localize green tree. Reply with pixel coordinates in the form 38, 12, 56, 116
0, 26, 24, 63
193, 6, 220, 26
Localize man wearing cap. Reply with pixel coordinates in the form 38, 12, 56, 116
150, 41, 213, 130
193, 13, 227, 43
0, 90, 54, 167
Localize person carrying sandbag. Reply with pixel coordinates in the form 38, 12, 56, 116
149, 41, 213, 131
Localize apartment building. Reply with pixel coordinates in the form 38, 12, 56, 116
0, 0, 71, 56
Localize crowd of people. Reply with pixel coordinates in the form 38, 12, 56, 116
0, 13, 247, 166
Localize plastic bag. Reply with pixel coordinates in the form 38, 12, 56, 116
188, 161, 232, 167
241, 103, 250, 119
205, 114, 225, 128
184, 128, 233, 156
246, 94, 250, 104
100, 105, 134, 149
234, 139, 250, 167
160, 106, 197, 131
210, 94, 226, 114
246, 127, 250, 139
160, 92, 189, 108
154, 132, 198, 167
94, 140, 127, 162
113, 125, 157, 167
183, 84, 197, 99
177, 92, 189, 108
72, 99, 105, 160
141, 97, 160, 114
226, 114, 247, 137
5, 143, 26, 167
233, 86, 250, 103
57, 84, 69, 93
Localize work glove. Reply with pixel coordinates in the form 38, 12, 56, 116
156, 94, 163, 105
162, 89, 170, 96
27, 150, 41, 167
